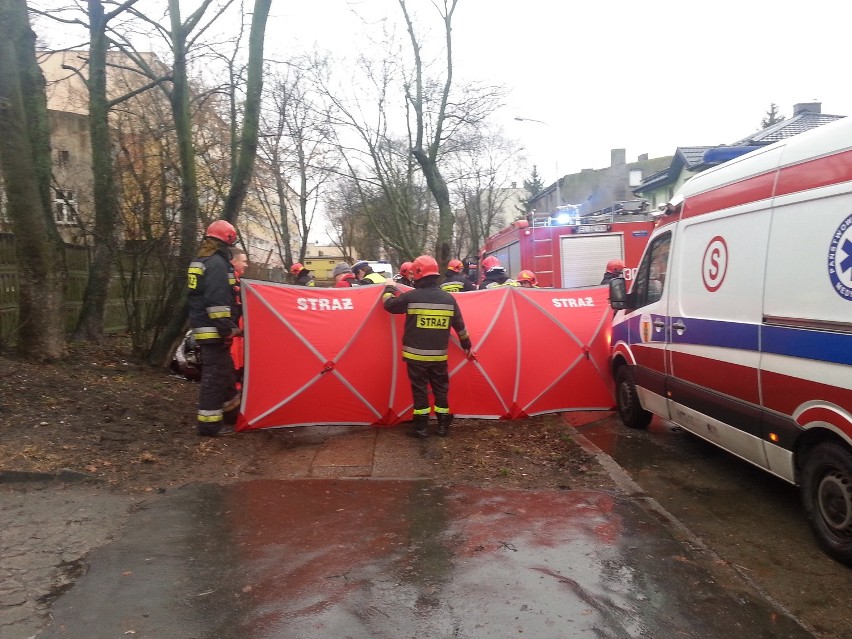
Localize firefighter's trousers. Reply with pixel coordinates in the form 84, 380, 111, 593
405, 360, 450, 416
197, 342, 240, 435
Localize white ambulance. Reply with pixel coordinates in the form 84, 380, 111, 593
608, 116, 852, 565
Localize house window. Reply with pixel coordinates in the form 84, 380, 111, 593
667, 186, 675, 200
54, 189, 77, 225
629, 169, 643, 187
56, 149, 70, 167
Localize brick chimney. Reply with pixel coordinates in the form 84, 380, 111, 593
611, 148, 626, 166
793, 102, 821, 116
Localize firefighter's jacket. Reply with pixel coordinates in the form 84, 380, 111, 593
187, 240, 240, 344
440, 272, 476, 293
480, 269, 520, 289
360, 272, 387, 285
294, 271, 316, 286
383, 282, 471, 362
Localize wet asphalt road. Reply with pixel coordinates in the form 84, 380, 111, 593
578, 415, 852, 639
39, 478, 813, 639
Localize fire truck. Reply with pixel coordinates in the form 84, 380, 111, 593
478, 200, 658, 288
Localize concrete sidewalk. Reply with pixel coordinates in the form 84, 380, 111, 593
262, 411, 619, 482
1, 411, 817, 639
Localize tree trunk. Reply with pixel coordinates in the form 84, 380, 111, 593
412, 148, 453, 264
222, 0, 271, 224
73, 0, 120, 342
0, 0, 66, 360
146, 0, 199, 367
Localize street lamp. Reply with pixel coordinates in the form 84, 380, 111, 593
514, 116, 561, 207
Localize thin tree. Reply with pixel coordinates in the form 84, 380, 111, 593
259, 58, 335, 268
398, 0, 457, 266
0, 0, 66, 359
221, 0, 271, 222
75, 0, 143, 342
761, 103, 786, 129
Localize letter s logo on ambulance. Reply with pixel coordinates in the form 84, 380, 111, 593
828, 214, 852, 301
702, 235, 728, 292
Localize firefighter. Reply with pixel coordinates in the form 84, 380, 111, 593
188, 220, 242, 436
517, 270, 539, 288
479, 255, 520, 289
352, 260, 387, 285
601, 259, 625, 284
440, 258, 476, 293
393, 261, 415, 287
382, 255, 472, 438
290, 262, 316, 286
230, 249, 248, 382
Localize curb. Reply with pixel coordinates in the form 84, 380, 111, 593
0, 469, 97, 484
566, 416, 817, 637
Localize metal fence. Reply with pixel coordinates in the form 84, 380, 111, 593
0, 234, 288, 344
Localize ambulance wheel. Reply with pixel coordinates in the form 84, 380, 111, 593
615, 366, 652, 429
801, 442, 852, 566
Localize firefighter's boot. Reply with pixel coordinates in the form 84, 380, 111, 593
436, 413, 454, 437
406, 414, 430, 439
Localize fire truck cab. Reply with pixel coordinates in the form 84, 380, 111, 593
480, 201, 657, 288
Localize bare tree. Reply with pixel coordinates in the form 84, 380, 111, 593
319, 50, 432, 261
450, 126, 525, 257
397, 0, 505, 267
259, 57, 336, 268
0, 0, 66, 359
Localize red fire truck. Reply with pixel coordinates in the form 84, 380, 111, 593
478, 201, 658, 288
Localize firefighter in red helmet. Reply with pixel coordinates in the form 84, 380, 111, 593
383, 255, 472, 438
394, 261, 415, 287
440, 258, 476, 293
517, 270, 539, 288
479, 255, 519, 289
601, 258, 625, 284
188, 220, 242, 436
290, 262, 315, 286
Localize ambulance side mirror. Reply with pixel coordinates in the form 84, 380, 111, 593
609, 277, 631, 310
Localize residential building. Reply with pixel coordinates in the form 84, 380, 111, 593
10, 50, 294, 267
302, 242, 347, 280
634, 102, 845, 207
528, 149, 672, 220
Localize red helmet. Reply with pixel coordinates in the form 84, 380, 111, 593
606, 258, 625, 274
290, 263, 305, 275
481, 255, 501, 272
447, 258, 464, 273
412, 255, 439, 280
205, 220, 238, 245
517, 270, 538, 286
399, 261, 414, 278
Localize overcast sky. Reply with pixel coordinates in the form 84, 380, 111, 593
267, 0, 852, 182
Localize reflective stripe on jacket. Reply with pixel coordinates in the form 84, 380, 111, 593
187, 245, 239, 343
383, 283, 471, 362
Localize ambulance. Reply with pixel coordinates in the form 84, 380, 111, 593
608, 116, 852, 565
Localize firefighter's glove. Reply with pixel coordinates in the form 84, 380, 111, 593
460, 338, 472, 352
383, 284, 398, 298
231, 327, 243, 338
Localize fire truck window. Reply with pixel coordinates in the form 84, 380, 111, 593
633, 232, 671, 307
